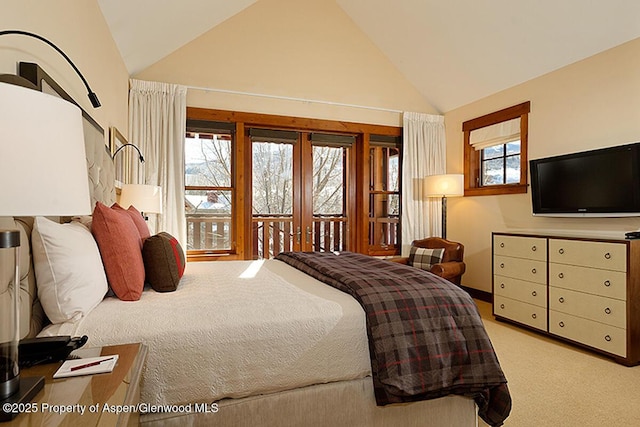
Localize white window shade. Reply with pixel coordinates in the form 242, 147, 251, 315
470, 117, 520, 151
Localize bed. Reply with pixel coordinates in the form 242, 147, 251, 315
1, 70, 510, 427
0, 213, 486, 426
4, 214, 509, 426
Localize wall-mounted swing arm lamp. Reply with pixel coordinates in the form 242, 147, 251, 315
0, 30, 101, 108
112, 143, 145, 163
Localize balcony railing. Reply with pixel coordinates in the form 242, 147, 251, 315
187, 213, 353, 259
186, 213, 231, 251
186, 214, 399, 257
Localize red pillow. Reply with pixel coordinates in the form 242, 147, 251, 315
142, 232, 186, 292
112, 203, 150, 245
92, 202, 145, 301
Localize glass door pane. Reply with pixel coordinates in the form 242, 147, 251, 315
252, 140, 295, 259
185, 132, 233, 251
311, 145, 349, 252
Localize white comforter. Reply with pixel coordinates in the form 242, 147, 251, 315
39, 260, 370, 406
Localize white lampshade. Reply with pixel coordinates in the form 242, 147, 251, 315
119, 184, 163, 214
0, 82, 91, 216
424, 174, 464, 197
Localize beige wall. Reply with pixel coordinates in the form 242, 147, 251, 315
1, 0, 129, 137
134, 0, 436, 126
445, 37, 640, 293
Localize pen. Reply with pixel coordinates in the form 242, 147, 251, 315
70, 356, 115, 372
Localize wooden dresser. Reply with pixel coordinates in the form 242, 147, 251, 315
492, 232, 640, 366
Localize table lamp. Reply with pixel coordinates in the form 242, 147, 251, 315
424, 174, 464, 239
119, 184, 163, 219
0, 81, 91, 417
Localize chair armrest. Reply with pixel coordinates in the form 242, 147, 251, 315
430, 261, 466, 280
388, 257, 409, 265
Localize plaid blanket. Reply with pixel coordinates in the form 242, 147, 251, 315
275, 251, 511, 427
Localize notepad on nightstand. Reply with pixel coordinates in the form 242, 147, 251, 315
53, 355, 119, 378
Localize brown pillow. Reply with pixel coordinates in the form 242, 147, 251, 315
142, 232, 186, 292
92, 202, 145, 301
112, 203, 150, 245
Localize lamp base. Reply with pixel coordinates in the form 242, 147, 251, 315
0, 376, 44, 422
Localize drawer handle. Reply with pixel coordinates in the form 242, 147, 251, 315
531, 245, 537, 251
559, 321, 565, 327
500, 283, 505, 289
605, 335, 612, 342
500, 304, 505, 309
500, 263, 504, 268
604, 307, 612, 315
500, 242, 505, 248
531, 268, 537, 274
558, 272, 564, 279
532, 291, 537, 297
558, 248, 565, 254
559, 297, 565, 303
604, 252, 611, 260
532, 313, 537, 319
604, 280, 611, 287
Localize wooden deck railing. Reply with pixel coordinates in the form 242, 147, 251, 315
369, 216, 400, 250
187, 214, 399, 257
186, 213, 231, 251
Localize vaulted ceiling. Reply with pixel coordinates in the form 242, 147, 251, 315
98, 0, 640, 112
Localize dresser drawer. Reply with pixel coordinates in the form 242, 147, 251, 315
548, 287, 626, 328
493, 235, 547, 261
549, 239, 626, 272
494, 276, 547, 307
494, 295, 547, 331
549, 310, 626, 357
494, 255, 547, 284
548, 263, 626, 300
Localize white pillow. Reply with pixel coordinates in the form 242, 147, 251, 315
32, 216, 108, 324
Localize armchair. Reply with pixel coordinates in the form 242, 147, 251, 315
390, 237, 466, 285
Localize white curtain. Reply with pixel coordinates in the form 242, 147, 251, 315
401, 112, 446, 256
128, 79, 187, 246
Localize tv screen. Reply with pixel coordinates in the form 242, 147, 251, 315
530, 143, 640, 216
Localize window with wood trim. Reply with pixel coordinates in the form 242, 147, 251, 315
368, 135, 401, 255
185, 107, 402, 259
463, 101, 530, 196
185, 120, 235, 255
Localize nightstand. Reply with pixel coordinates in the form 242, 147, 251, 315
3, 342, 147, 426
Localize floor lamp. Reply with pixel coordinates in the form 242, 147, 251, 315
424, 174, 464, 240
0, 82, 92, 419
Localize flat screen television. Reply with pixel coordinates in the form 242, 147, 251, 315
530, 142, 640, 217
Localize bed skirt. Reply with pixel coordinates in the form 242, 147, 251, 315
140, 377, 477, 427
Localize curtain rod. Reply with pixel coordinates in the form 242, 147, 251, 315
185, 84, 403, 114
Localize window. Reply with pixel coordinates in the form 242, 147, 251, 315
481, 140, 521, 186
186, 107, 402, 259
185, 120, 235, 255
463, 102, 530, 196
368, 135, 401, 255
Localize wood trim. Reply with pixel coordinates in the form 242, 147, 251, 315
462, 101, 530, 132
464, 184, 528, 197
463, 101, 530, 197
236, 122, 250, 258
356, 134, 370, 254
462, 286, 492, 303
188, 107, 402, 136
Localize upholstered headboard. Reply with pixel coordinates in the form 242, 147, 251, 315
0, 217, 47, 339
0, 138, 115, 339
1, 64, 116, 339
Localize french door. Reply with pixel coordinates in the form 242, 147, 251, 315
250, 129, 355, 259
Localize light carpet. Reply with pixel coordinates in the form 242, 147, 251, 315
475, 300, 640, 427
